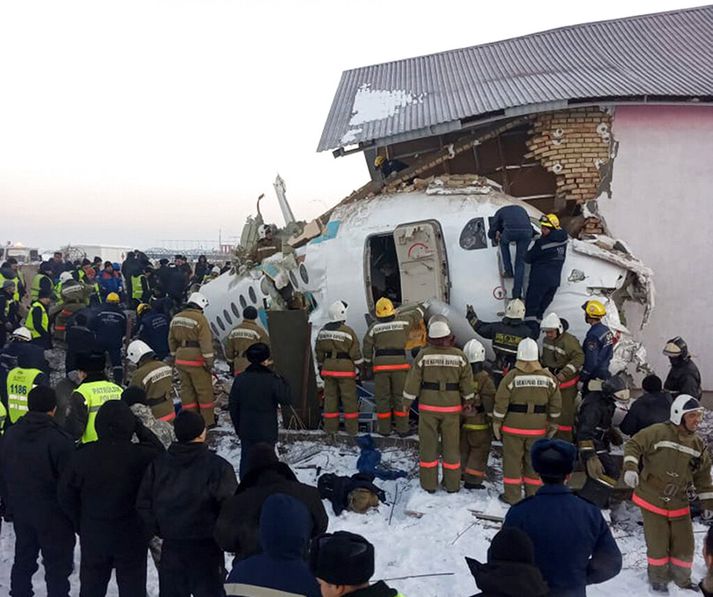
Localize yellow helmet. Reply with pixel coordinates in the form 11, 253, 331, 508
374, 155, 386, 168
106, 292, 121, 304
375, 297, 396, 318
582, 299, 606, 319
539, 213, 561, 229
136, 302, 151, 316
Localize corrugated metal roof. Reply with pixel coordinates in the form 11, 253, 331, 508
318, 6, 713, 152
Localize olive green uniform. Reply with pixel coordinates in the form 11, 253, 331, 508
225, 320, 270, 375
403, 346, 475, 492
315, 322, 363, 435
130, 357, 176, 422
541, 331, 584, 442
362, 306, 423, 435
53, 281, 87, 342
250, 238, 280, 264
493, 363, 561, 504
624, 422, 713, 587
168, 307, 216, 426
460, 368, 497, 486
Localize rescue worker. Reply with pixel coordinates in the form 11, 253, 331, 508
0, 327, 49, 388
524, 214, 568, 323
460, 338, 497, 489
24, 288, 52, 350
6, 352, 50, 424
540, 312, 584, 442
624, 395, 713, 592
136, 302, 170, 360
580, 300, 613, 390
30, 261, 55, 303
130, 265, 152, 309
493, 338, 561, 505
89, 292, 128, 384
0, 258, 24, 302
250, 224, 281, 264
466, 298, 534, 384
663, 336, 702, 399
127, 339, 176, 423
577, 375, 629, 484
225, 306, 270, 376
64, 352, 123, 443
64, 311, 97, 380
168, 292, 217, 427
403, 319, 474, 493
0, 279, 21, 347
53, 278, 87, 343
487, 204, 533, 299
54, 271, 77, 306
374, 154, 408, 179
619, 375, 672, 437
362, 297, 423, 436
315, 300, 364, 436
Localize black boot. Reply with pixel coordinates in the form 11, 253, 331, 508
650, 581, 669, 594
464, 482, 485, 490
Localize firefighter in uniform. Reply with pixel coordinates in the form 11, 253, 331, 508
53, 279, 87, 343
168, 292, 217, 427
249, 225, 281, 264
624, 395, 713, 593
466, 299, 534, 384
581, 300, 613, 390
362, 298, 423, 436
403, 319, 474, 493
127, 339, 176, 423
6, 353, 50, 424
493, 338, 561, 505
225, 306, 270, 376
460, 338, 496, 489
315, 300, 363, 435
540, 312, 584, 442
24, 289, 53, 350
662, 336, 702, 399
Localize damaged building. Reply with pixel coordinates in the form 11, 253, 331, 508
317, 5, 713, 389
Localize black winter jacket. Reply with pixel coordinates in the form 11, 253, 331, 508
137, 442, 237, 543
664, 357, 702, 399
471, 317, 536, 371
619, 391, 672, 437
576, 391, 615, 454
229, 363, 292, 443
347, 582, 401, 597
467, 557, 548, 597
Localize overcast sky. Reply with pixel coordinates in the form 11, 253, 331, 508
0, 0, 702, 251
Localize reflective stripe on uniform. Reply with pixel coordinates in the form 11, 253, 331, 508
420, 460, 438, 468
507, 375, 556, 391
624, 455, 639, 466
442, 461, 460, 470
370, 321, 410, 335
463, 423, 489, 431
343, 412, 359, 419
670, 557, 693, 569
653, 440, 701, 458
170, 317, 198, 328
175, 358, 205, 367
557, 425, 573, 432
419, 354, 466, 368
377, 412, 391, 419
419, 404, 462, 414
321, 370, 356, 378
228, 328, 260, 340
322, 412, 339, 418
698, 492, 713, 501
464, 468, 485, 477
393, 411, 408, 417
317, 330, 352, 342
159, 412, 176, 422
543, 344, 567, 356
503, 477, 523, 485
559, 376, 580, 389
647, 556, 669, 566
523, 477, 543, 486
373, 363, 410, 372
632, 492, 690, 518
403, 392, 417, 401
502, 426, 546, 437
142, 366, 173, 386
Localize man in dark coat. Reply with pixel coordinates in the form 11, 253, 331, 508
619, 374, 672, 437
228, 342, 292, 477
2, 386, 76, 597
89, 293, 128, 384
466, 527, 548, 597
487, 204, 533, 299
58, 400, 164, 597
663, 336, 702, 399
215, 444, 328, 562
137, 410, 237, 597
64, 311, 98, 378
503, 438, 622, 597
136, 302, 170, 360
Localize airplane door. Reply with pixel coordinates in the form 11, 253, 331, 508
393, 220, 449, 304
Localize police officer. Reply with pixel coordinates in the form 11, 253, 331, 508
624, 395, 713, 592
315, 300, 363, 436
136, 302, 170, 360
460, 338, 496, 489
662, 336, 701, 399
403, 319, 474, 493
53, 278, 87, 344
90, 292, 128, 384
466, 298, 534, 384
30, 261, 55, 303
580, 300, 613, 390
250, 225, 281, 264
168, 292, 217, 427
64, 352, 123, 443
24, 288, 53, 350
6, 352, 50, 424
577, 375, 629, 483
0, 279, 21, 347
127, 339, 176, 423
493, 338, 561, 505
225, 306, 270, 376
540, 312, 584, 442
362, 298, 423, 436
524, 214, 568, 323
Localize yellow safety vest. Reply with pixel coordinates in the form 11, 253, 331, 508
7, 367, 43, 423
30, 273, 52, 302
0, 399, 7, 433
0, 273, 20, 302
75, 380, 123, 443
24, 301, 49, 339
131, 274, 145, 300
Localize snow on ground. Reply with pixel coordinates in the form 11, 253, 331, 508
2, 407, 712, 596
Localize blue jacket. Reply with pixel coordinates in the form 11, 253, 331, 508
525, 228, 568, 284
89, 304, 127, 349
488, 205, 532, 239
504, 484, 622, 597
137, 311, 170, 359
225, 493, 320, 597
581, 322, 613, 383
97, 272, 123, 297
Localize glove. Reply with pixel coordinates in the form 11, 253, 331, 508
608, 427, 624, 447
702, 510, 713, 523
586, 455, 604, 479
624, 470, 639, 488
546, 422, 558, 438
465, 304, 478, 326
492, 420, 502, 441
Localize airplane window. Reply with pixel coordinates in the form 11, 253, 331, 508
216, 316, 226, 332
210, 323, 220, 336
231, 302, 240, 318
260, 278, 271, 296
248, 287, 257, 304
223, 309, 233, 326
239, 295, 247, 309
299, 263, 309, 284
460, 218, 488, 250
289, 271, 299, 288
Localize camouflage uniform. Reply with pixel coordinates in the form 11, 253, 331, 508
460, 368, 497, 486
362, 306, 423, 435
541, 330, 584, 442
315, 322, 363, 435
225, 319, 270, 375
130, 357, 176, 423
494, 363, 561, 504
53, 282, 87, 343
129, 403, 176, 448
403, 346, 475, 492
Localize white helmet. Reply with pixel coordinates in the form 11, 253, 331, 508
505, 299, 526, 320
670, 394, 704, 426
463, 339, 486, 363
540, 312, 563, 333
126, 340, 154, 365
428, 320, 451, 339
328, 300, 348, 322
516, 337, 539, 361
12, 327, 32, 342
258, 224, 272, 240
211, 266, 221, 274
188, 292, 209, 310
59, 271, 74, 283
